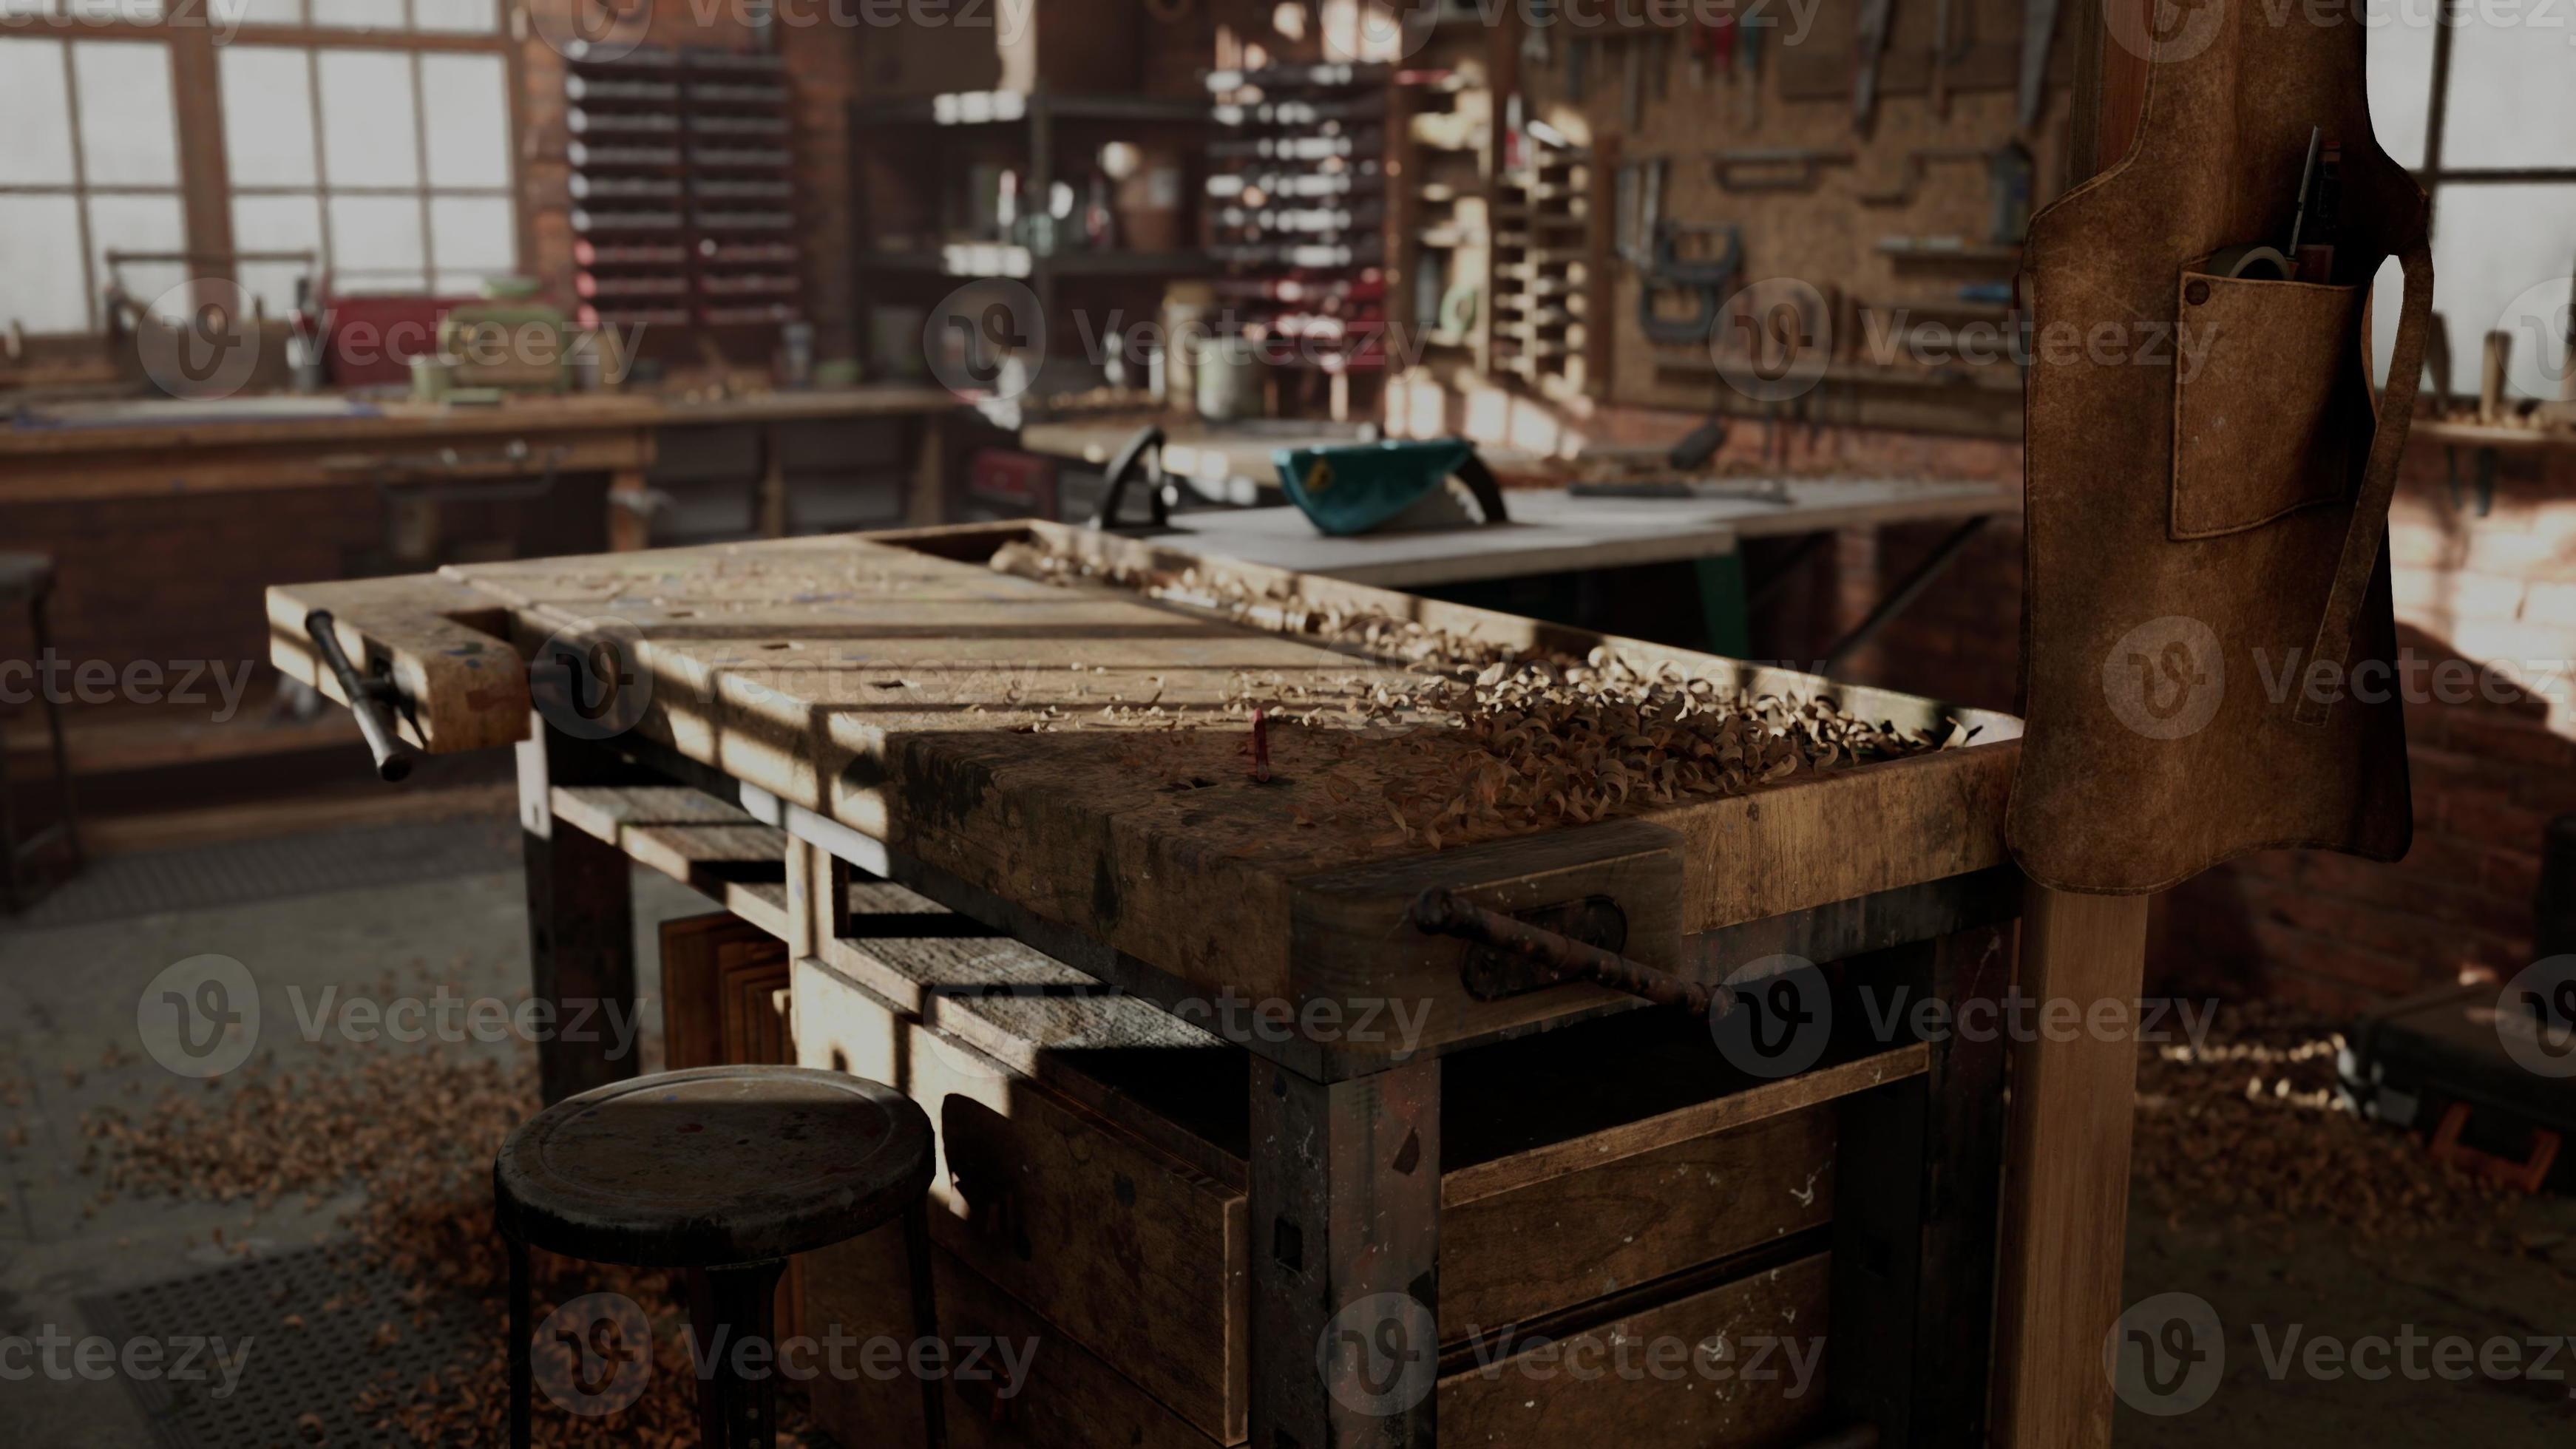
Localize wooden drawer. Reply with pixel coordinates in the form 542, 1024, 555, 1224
793, 886, 1917, 1447
1441, 1251, 1835, 1445
807, 1224, 1832, 1449
794, 954, 1250, 1442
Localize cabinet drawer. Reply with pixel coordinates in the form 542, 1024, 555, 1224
804, 1228, 1225, 1449
1441, 1251, 1835, 1445
794, 956, 1249, 1442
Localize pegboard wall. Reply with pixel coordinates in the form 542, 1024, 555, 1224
1505, 0, 2081, 435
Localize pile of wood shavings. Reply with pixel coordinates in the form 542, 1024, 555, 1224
82, 1042, 820, 1445
2131, 1001, 2523, 1250
995, 539, 1962, 847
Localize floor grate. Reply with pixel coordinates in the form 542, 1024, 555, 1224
2, 815, 521, 933
76, 1242, 495, 1449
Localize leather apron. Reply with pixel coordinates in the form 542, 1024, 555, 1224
2009, 4, 2436, 895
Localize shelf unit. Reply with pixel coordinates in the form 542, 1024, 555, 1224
1204, 62, 1396, 413
564, 44, 802, 353
848, 90, 1218, 379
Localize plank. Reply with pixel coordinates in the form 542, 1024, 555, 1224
1993, 886, 2151, 1449
552, 784, 792, 939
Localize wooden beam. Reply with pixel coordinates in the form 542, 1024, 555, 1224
1993, 886, 2152, 1448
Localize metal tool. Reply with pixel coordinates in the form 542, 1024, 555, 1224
1623, 34, 1645, 132
1619, 158, 1747, 347
1567, 35, 1590, 104
2017, 0, 2059, 129
1412, 886, 1733, 1015
1739, 12, 1764, 125
1854, 0, 1895, 132
304, 610, 415, 782
1088, 423, 1174, 531
2285, 126, 2324, 258
1713, 148, 1855, 194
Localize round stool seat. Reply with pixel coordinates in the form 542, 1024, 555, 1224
494, 1065, 932, 1268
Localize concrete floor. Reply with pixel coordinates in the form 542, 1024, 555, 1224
0, 824, 2569, 1446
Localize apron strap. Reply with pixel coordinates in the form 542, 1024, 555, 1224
2295, 237, 2436, 727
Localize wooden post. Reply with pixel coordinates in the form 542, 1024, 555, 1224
1990, 5, 2159, 1441
608, 466, 653, 552
1830, 923, 2013, 1448
1250, 1056, 1442, 1449
516, 716, 639, 1105
1993, 886, 2152, 1448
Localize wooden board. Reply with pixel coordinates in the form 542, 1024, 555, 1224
271, 520, 2021, 1054
1089, 479, 2013, 587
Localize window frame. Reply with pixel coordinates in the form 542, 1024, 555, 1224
0, 0, 526, 339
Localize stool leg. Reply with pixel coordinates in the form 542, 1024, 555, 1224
0, 679, 19, 914
509, 1238, 532, 1449
699, 1259, 787, 1449
904, 1198, 948, 1449
30, 589, 77, 873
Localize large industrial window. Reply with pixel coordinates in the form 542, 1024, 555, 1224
2367, 0, 2576, 403
0, 0, 520, 339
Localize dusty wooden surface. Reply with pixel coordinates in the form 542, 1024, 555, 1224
274, 522, 2019, 1042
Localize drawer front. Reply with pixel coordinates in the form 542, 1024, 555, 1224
1440, 1251, 1835, 1447
804, 1230, 1227, 1449
795, 957, 1250, 1442
1440, 1107, 1837, 1337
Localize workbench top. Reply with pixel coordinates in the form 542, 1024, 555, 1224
270, 522, 2021, 1056
1136, 478, 2018, 586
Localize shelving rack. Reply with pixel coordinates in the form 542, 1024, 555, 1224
1204, 62, 1395, 415
564, 43, 801, 356
848, 91, 1217, 376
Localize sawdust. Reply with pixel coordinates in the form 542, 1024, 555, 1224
78, 972, 822, 1447
993, 538, 1962, 850
2131, 1001, 2530, 1252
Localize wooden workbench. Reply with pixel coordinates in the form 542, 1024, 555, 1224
0, 386, 963, 549
268, 523, 2110, 1448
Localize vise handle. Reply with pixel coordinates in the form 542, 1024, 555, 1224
304, 609, 415, 784
1411, 887, 1732, 1016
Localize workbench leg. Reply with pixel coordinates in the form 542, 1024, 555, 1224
1250, 1056, 1441, 1449
1829, 922, 2010, 1448
1993, 886, 2152, 1449
517, 719, 638, 1106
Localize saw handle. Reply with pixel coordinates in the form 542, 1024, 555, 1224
304, 609, 415, 784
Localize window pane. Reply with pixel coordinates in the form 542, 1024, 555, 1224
88, 191, 188, 320
311, 0, 403, 27
233, 194, 324, 314
0, 0, 63, 18
328, 193, 426, 288
221, 46, 319, 189
210, 0, 306, 24
413, 0, 493, 32
0, 194, 91, 333
2427, 186, 2576, 401
317, 49, 420, 187
421, 52, 509, 188
74, 41, 179, 187
0, 39, 75, 187
2363, 0, 2434, 172
429, 194, 513, 278
2441, 14, 2576, 169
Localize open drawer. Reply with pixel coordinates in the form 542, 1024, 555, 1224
791, 880, 1928, 1446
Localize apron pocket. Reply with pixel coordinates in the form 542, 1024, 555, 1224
2170, 271, 2368, 540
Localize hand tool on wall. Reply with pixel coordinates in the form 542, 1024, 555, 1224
305, 610, 416, 782
1623, 35, 1645, 132
1567, 36, 1590, 104
1739, 14, 1764, 126
1619, 157, 1748, 347
1854, 0, 1895, 132
1712, 149, 1856, 194
2016, 0, 2059, 129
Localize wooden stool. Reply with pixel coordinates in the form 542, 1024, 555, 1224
0, 552, 79, 913
494, 1065, 945, 1449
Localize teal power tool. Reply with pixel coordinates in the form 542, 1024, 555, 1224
1272, 438, 1512, 537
